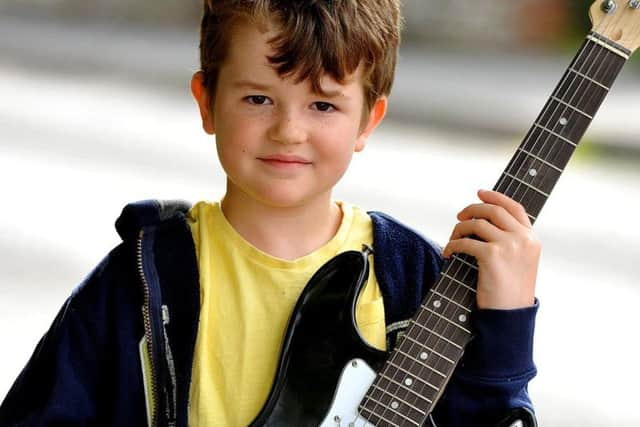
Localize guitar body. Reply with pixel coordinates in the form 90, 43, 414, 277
249, 250, 387, 426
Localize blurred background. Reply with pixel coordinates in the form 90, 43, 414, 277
1, 0, 639, 425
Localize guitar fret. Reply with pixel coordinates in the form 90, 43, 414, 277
379, 371, 438, 397
451, 254, 478, 270
517, 147, 564, 173
402, 335, 456, 365
380, 373, 440, 406
533, 123, 577, 147
371, 382, 428, 415
498, 177, 547, 220
393, 347, 435, 371
359, 406, 410, 427
506, 144, 565, 198
428, 290, 472, 313
389, 358, 447, 379
409, 321, 463, 351
555, 70, 608, 117
394, 347, 434, 369
424, 307, 472, 334
550, 96, 593, 119
528, 213, 537, 223
568, 67, 610, 90
440, 272, 476, 294
392, 345, 453, 382
502, 172, 550, 197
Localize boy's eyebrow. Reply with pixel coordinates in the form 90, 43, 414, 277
317, 88, 348, 99
232, 80, 271, 92
232, 79, 348, 99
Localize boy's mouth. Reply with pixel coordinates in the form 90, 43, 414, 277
257, 154, 312, 167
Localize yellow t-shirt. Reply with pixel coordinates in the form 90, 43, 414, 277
187, 201, 385, 426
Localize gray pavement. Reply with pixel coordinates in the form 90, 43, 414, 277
1, 13, 640, 149
1, 13, 640, 426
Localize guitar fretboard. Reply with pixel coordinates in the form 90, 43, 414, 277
358, 32, 629, 427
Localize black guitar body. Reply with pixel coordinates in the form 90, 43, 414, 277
249, 249, 387, 426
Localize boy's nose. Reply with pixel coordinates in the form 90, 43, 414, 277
268, 110, 307, 145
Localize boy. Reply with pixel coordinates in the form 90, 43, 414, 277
0, 1, 539, 426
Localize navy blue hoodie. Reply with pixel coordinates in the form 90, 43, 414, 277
0, 200, 537, 426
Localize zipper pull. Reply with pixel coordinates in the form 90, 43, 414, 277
162, 305, 170, 325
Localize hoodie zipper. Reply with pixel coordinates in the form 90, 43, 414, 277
162, 305, 178, 427
138, 229, 178, 427
137, 230, 159, 427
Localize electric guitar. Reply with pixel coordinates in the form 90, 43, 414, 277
250, 2, 640, 426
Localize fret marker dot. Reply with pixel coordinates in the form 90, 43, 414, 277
459, 314, 467, 323
433, 300, 442, 308
420, 352, 429, 360
405, 378, 414, 386
391, 401, 400, 410
528, 168, 538, 177
559, 117, 568, 126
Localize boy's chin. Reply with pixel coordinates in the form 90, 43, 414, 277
258, 194, 326, 210
226, 179, 334, 210
251, 188, 333, 210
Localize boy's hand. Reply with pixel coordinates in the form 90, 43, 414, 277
442, 190, 540, 310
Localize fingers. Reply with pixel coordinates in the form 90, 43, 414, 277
455, 190, 529, 234
456, 202, 520, 233
475, 189, 531, 228
443, 235, 486, 259
444, 190, 533, 260
443, 190, 540, 309
449, 218, 499, 242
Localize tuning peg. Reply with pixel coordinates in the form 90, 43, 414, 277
630, 0, 640, 9
602, 0, 617, 13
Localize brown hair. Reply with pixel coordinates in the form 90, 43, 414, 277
198, 0, 401, 113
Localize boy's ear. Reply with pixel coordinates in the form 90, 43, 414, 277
355, 97, 387, 152
191, 71, 215, 135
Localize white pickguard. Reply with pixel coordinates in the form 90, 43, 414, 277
319, 359, 377, 427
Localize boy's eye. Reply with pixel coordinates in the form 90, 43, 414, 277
312, 102, 335, 112
245, 95, 271, 105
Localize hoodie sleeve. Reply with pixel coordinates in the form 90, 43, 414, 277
431, 302, 538, 426
0, 243, 147, 426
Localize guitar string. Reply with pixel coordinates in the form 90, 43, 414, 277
416, 37, 606, 425
356, 32, 621, 426
499, 10, 627, 218
356, 38, 599, 427
498, 37, 597, 215
499, 34, 615, 226
358, 232, 490, 421
388, 36, 604, 424
525, 37, 618, 216
359, 36, 604, 426
349, 18, 625, 427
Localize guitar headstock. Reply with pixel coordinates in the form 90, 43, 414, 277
590, 0, 640, 53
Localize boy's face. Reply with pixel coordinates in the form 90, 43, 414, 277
192, 20, 386, 209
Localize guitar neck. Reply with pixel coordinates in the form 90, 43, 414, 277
497, 31, 628, 223
358, 31, 630, 426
